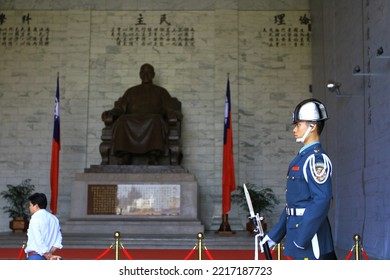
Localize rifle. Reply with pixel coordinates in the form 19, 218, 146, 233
243, 184, 272, 260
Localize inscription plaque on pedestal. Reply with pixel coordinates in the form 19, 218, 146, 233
88, 185, 117, 214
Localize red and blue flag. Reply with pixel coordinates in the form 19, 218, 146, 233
50, 75, 60, 214
222, 78, 236, 215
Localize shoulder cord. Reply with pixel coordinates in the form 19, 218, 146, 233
303, 154, 332, 184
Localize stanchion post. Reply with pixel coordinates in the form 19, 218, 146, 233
115, 231, 121, 260
354, 234, 361, 260
197, 232, 204, 260
277, 243, 281, 260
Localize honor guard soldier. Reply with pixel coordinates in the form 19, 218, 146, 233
261, 98, 337, 260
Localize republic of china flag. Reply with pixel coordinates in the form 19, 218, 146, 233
50, 75, 60, 214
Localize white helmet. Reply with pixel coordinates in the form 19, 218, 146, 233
292, 98, 329, 124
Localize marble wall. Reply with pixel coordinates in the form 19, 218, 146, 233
0, 1, 311, 232
310, 0, 390, 259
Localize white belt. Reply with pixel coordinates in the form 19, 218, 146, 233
286, 207, 305, 216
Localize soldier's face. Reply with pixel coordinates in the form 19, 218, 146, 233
293, 121, 309, 140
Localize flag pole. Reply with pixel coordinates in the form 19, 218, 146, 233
217, 213, 234, 234
216, 73, 235, 235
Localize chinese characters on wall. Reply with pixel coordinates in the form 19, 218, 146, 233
261, 13, 311, 47
1, 11, 308, 48
111, 13, 195, 47
0, 12, 51, 47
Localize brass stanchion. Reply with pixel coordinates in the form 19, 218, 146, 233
277, 243, 282, 260
345, 234, 369, 260
115, 231, 121, 260
197, 232, 204, 260
354, 234, 361, 260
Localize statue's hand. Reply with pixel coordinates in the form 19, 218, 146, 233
102, 110, 114, 124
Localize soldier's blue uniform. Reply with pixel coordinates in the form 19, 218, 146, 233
267, 142, 335, 259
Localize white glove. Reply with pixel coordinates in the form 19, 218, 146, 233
260, 235, 275, 253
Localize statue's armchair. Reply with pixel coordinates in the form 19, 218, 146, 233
99, 97, 182, 166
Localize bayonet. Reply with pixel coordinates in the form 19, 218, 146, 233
243, 184, 272, 260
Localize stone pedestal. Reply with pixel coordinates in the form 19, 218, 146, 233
61, 165, 204, 235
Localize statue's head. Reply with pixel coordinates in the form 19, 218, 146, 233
140, 63, 155, 83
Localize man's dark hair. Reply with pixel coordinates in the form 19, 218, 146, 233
28, 192, 48, 209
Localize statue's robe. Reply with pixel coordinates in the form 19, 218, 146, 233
110, 83, 175, 155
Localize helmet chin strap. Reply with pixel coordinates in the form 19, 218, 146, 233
296, 124, 314, 143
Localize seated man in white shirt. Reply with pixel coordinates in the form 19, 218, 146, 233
25, 192, 63, 260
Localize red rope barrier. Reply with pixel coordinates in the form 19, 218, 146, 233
362, 249, 369, 260
345, 250, 353, 260
203, 246, 214, 260
95, 245, 113, 260
270, 249, 276, 259
344, 245, 370, 260
17, 243, 26, 260
184, 245, 197, 260
120, 244, 134, 260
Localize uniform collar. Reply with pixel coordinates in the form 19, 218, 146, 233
299, 141, 320, 154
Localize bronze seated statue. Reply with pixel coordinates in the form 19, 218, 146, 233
99, 63, 183, 165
